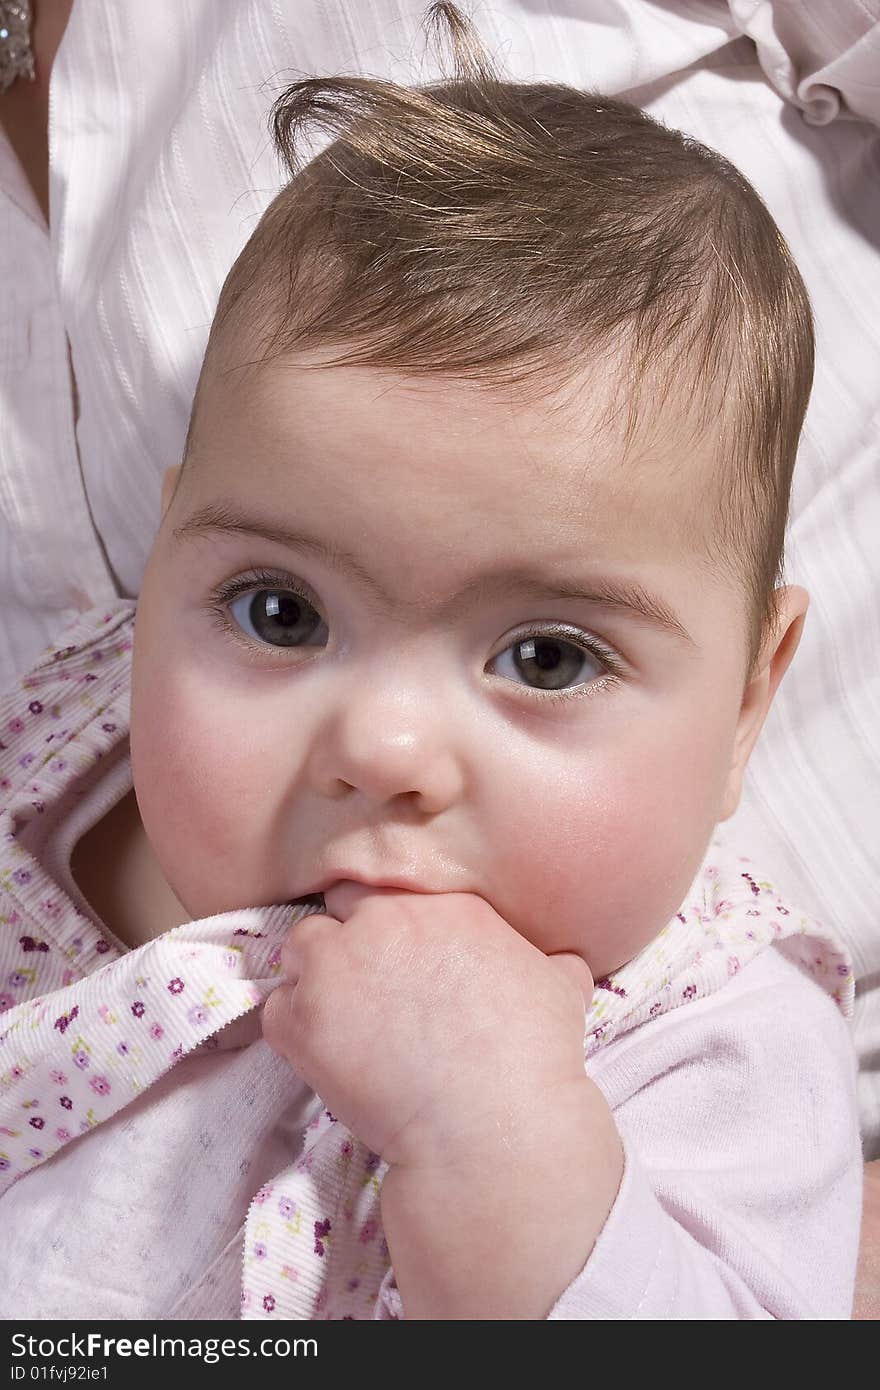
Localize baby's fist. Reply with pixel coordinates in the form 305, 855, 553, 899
262, 885, 593, 1171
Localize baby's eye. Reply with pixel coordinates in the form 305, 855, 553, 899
489, 632, 606, 692
227, 587, 328, 649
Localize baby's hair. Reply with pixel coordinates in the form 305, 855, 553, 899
197, 1, 814, 686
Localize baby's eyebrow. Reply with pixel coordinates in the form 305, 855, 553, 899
172, 500, 696, 646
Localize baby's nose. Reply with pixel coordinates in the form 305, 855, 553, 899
305, 671, 467, 813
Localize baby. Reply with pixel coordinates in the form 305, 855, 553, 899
0, 4, 862, 1319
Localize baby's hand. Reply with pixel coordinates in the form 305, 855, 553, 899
261, 883, 594, 1171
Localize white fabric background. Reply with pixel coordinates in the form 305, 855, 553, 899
0, 0, 878, 1148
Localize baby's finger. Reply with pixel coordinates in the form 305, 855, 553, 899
278, 910, 341, 980
322, 879, 402, 921
546, 950, 595, 1006
261, 979, 298, 1059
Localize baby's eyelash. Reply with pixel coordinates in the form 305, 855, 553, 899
205, 568, 319, 653
208, 567, 317, 611
496, 624, 626, 703
204, 569, 627, 698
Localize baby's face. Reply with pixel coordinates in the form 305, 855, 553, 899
130, 354, 797, 978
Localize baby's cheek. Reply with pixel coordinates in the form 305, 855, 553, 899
130, 652, 287, 916
493, 735, 720, 978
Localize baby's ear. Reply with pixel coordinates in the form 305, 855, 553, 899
161, 464, 183, 516
717, 585, 810, 822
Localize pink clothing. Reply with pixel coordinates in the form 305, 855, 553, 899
0, 602, 862, 1318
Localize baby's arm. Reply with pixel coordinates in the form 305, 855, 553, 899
545, 951, 861, 1319
379, 952, 860, 1320
265, 891, 860, 1320
378, 1075, 622, 1319
263, 882, 623, 1319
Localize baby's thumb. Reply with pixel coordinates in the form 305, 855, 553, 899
547, 950, 595, 1006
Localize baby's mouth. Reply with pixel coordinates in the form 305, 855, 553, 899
287, 892, 326, 910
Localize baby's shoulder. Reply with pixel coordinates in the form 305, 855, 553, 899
0, 599, 136, 800
696, 944, 855, 1058
592, 945, 857, 1111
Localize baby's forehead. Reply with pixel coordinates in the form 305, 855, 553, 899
206, 332, 718, 471
192, 348, 721, 581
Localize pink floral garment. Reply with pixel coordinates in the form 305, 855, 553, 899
0, 602, 854, 1319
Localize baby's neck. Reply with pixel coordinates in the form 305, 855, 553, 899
70, 787, 191, 949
